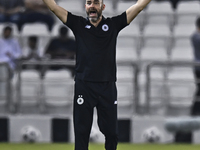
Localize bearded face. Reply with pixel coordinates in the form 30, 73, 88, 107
85, 0, 105, 23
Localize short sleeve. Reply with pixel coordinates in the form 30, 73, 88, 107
111, 12, 129, 32
64, 12, 80, 34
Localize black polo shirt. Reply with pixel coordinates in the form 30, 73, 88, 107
64, 12, 128, 82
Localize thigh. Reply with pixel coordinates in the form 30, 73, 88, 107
96, 82, 118, 134
73, 80, 96, 130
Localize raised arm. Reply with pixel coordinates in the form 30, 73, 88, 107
42, 0, 68, 23
126, 0, 151, 24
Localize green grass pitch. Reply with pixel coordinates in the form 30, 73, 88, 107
0, 143, 200, 150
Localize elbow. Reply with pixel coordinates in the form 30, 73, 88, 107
47, 3, 58, 12
49, 6, 55, 12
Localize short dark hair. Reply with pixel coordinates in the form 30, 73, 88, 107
59, 26, 69, 36
3, 26, 12, 32
196, 17, 200, 29
86, 0, 104, 4
29, 36, 38, 43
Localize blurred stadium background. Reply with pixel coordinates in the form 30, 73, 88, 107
1, 0, 200, 147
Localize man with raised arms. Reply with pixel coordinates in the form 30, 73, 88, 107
42, 0, 152, 150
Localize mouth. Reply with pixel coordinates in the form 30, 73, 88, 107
89, 10, 97, 17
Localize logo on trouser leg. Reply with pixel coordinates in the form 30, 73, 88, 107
77, 95, 84, 105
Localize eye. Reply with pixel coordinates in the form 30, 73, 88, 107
87, 2, 91, 5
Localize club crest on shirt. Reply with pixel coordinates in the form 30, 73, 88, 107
102, 24, 109, 32
77, 95, 84, 105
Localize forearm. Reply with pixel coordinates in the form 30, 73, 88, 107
43, 0, 57, 12
42, 0, 68, 23
136, 0, 151, 10
126, 0, 152, 24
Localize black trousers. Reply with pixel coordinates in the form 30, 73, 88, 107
73, 80, 118, 150
191, 69, 200, 116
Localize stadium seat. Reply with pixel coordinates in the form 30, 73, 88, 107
117, 0, 144, 27
43, 69, 74, 114
116, 81, 134, 106
170, 37, 193, 61
168, 83, 194, 102
167, 68, 195, 108
144, 0, 173, 29
176, 0, 200, 14
16, 70, 42, 113
141, 47, 168, 61
173, 24, 195, 37
58, 0, 84, 15
143, 24, 171, 37
117, 65, 135, 79
21, 23, 49, 36
146, 0, 173, 14
176, 13, 198, 26
117, 0, 135, 14
103, 0, 115, 16
168, 67, 194, 80
116, 47, 138, 61
140, 36, 170, 61
116, 36, 140, 61
117, 36, 139, 48
171, 46, 193, 61
117, 65, 136, 114
150, 67, 167, 80
119, 23, 140, 37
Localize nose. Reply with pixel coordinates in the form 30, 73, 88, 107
90, 3, 94, 7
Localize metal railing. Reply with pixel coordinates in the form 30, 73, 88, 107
0, 62, 13, 113
145, 61, 200, 115
3, 59, 200, 115
14, 60, 139, 114
15, 60, 75, 114
117, 61, 140, 114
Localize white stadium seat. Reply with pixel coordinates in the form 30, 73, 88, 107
21, 23, 49, 36
141, 47, 168, 61
58, 0, 84, 15
171, 37, 193, 61
143, 24, 171, 37
43, 69, 74, 108
146, 1, 173, 14
177, 1, 200, 14
173, 24, 195, 37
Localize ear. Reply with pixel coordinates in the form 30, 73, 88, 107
102, 4, 105, 11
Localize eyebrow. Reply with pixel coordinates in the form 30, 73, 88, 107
86, 0, 100, 2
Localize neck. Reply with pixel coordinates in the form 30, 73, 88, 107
90, 16, 102, 27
